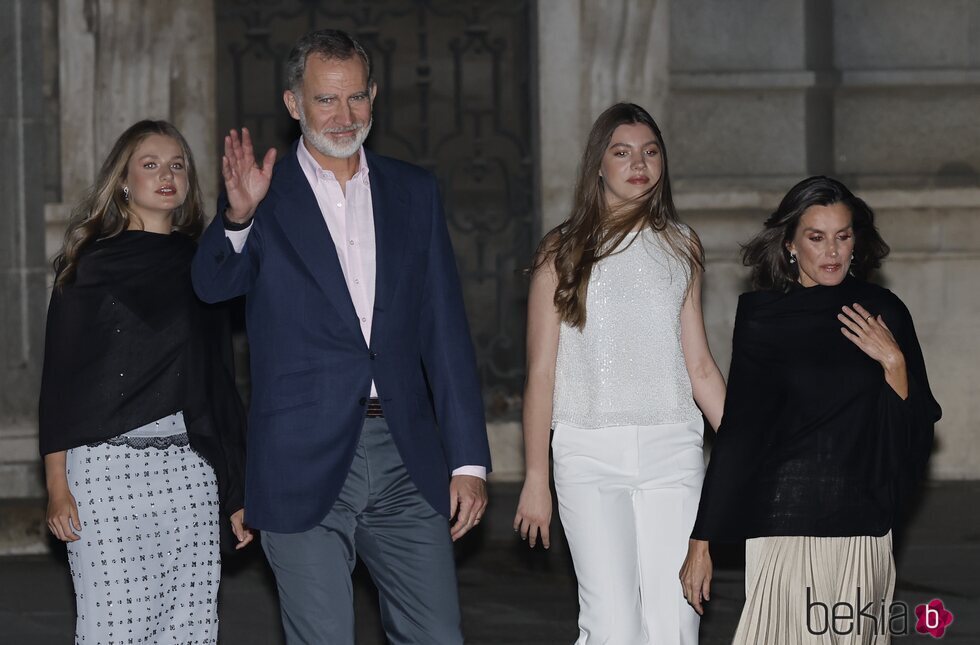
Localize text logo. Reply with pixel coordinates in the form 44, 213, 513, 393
805, 586, 909, 636
915, 599, 954, 639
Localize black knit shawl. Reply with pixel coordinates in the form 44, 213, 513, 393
691, 276, 941, 542
38, 230, 245, 516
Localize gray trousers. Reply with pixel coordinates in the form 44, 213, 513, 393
261, 418, 463, 645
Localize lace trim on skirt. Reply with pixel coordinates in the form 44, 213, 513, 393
88, 432, 190, 450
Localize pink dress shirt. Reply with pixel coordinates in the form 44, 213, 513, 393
225, 139, 485, 480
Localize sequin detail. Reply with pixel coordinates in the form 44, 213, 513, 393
553, 228, 702, 428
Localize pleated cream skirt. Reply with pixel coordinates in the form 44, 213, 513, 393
733, 532, 895, 645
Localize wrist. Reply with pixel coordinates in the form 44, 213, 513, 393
882, 354, 907, 373
223, 207, 254, 228
689, 538, 709, 552
523, 470, 550, 486
45, 476, 69, 494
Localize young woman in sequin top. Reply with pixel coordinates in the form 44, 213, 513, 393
513, 103, 726, 644
40, 120, 253, 644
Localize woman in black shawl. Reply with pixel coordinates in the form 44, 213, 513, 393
40, 120, 252, 644
679, 176, 941, 643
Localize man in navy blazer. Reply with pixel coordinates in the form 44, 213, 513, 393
192, 29, 491, 644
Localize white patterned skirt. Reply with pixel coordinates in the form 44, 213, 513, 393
65, 411, 220, 644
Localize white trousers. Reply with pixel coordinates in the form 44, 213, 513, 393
553, 419, 705, 645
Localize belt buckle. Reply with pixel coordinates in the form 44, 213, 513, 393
365, 397, 384, 418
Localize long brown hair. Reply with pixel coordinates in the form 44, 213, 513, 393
536, 103, 703, 329
53, 120, 205, 288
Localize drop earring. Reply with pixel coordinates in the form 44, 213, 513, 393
122, 186, 130, 202
789, 253, 797, 264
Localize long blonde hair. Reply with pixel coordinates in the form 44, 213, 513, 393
53, 120, 204, 288
536, 103, 703, 329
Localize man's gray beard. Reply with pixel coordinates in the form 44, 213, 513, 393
299, 110, 373, 160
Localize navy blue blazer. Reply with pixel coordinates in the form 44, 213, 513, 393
192, 142, 492, 533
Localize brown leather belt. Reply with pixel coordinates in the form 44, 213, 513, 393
365, 397, 384, 418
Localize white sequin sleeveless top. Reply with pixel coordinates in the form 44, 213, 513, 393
552, 228, 701, 428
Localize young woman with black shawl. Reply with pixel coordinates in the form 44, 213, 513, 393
679, 176, 941, 643
39, 120, 252, 644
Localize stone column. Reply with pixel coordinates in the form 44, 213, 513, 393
0, 0, 49, 505
0, 1, 220, 554
51, 0, 218, 257
492, 0, 673, 482
536, 0, 671, 234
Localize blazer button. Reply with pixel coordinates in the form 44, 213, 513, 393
369, 351, 377, 360
358, 397, 367, 406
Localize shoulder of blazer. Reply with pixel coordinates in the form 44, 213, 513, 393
252, 144, 311, 220
268, 143, 306, 194
365, 148, 438, 192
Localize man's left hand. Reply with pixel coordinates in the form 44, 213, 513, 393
449, 475, 487, 542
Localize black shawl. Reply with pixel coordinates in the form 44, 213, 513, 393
38, 231, 245, 518
691, 276, 941, 542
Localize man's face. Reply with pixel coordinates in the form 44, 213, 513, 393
283, 54, 377, 160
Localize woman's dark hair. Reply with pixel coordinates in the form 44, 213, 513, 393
742, 175, 890, 291
534, 102, 702, 329
53, 120, 205, 288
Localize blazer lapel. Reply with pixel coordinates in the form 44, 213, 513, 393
368, 152, 408, 314
273, 147, 364, 343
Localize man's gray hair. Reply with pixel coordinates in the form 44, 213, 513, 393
285, 29, 373, 93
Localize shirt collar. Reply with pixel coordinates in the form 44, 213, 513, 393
296, 137, 371, 186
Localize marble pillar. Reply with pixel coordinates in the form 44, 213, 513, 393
51, 0, 218, 257
0, 0, 50, 501
1, 0, 220, 514
491, 0, 673, 482
536, 0, 671, 234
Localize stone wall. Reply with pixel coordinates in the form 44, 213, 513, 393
4, 0, 977, 495
0, 0, 48, 500
0, 0, 219, 507
518, 0, 980, 482
685, 187, 980, 481
50, 0, 219, 256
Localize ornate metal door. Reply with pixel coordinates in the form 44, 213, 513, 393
216, 0, 535, 418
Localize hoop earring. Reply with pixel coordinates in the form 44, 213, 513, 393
122, 186, 130, 203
